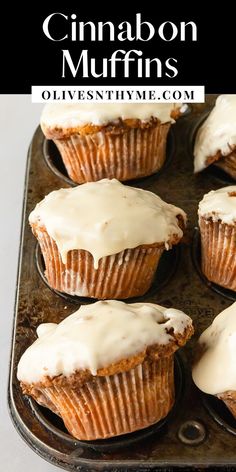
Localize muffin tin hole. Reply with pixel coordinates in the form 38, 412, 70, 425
43, 127, 175, 188
189, 111, 235, 185
191, 228, 236, 301
43, 139, 77, 187
35, 242, 180, 304
28, 353, 184, 452
178, 420, 206, 445
202, 393, 236, 436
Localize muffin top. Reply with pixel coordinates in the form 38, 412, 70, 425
192, 302, 236, 395
41, 102, 184, 134
17, 300, 193, 385
194, 95, 236, 173
198, 185, 236, 223
29, 179, 186, 268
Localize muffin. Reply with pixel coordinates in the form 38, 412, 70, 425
198, 186, 236, 291
194, 95, 236, 179
18, 300, 193, 440
192, 302, 236, 418
30, 179, 186, 299
41, 103, 184, 183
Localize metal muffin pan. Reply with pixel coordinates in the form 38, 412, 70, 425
8, 95, 236, 470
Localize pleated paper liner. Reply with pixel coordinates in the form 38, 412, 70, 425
30, 357, 175, 441
27, 353, 184, 452
35, 241, 180, 304
189, 110, 236, 184
191, 227, 236, 301
200, 217, 236, 291
43, 125, 175, 187
34, 226, 165, 300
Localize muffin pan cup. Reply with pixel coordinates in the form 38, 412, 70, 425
8, 95, 236, 470
35, 241, 180, 304
26, 354, 184, 453
43, 124, 175, 188
51, 122, 171, 184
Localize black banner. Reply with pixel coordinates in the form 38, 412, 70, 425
1, 5, 234, 93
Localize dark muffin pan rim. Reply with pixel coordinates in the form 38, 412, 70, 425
202, 392, 236, 437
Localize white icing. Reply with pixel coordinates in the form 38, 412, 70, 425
29, 179, 186, 269
41, 103, 183, 130
192, 302, 236, 395
194, 95, 236, 173
17, 300, 192, 383
198, 186, 236, 223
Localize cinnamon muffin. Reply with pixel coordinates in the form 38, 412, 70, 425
194, 95, 236, 179
198, 186, 236, 291
41, 103, 183, 183
29, 179, 186, 299
192, 302, 236, 419
18, 300, 194, 440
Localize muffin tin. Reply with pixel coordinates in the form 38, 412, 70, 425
8, 95, 236, 470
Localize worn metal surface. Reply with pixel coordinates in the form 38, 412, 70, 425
8, 95, 236, 470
